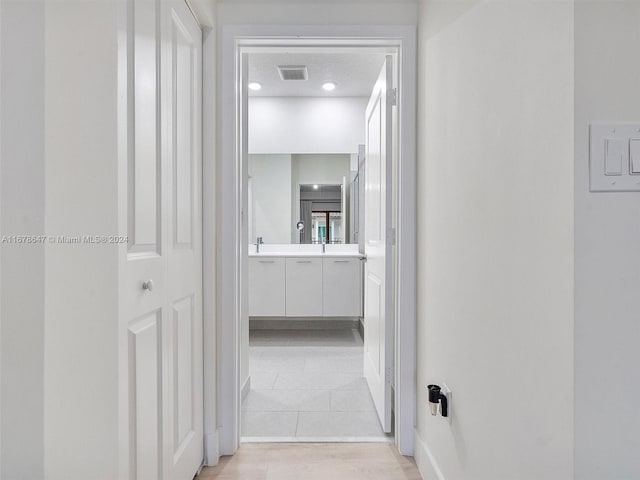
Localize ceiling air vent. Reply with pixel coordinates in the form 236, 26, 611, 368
277, 65, 308, 81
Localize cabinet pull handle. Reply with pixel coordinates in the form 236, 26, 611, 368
333, 260, 350, 263
296, 260, 312, 263
258, 260, 275, 263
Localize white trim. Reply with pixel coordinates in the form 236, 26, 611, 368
414, 429, 444, 480
204, 431, 219, 467
202, 23, 217, 467
241, 436, 395, 444
216, 24, 417, 457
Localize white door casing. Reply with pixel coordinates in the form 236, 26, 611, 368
363, 56, 394, 433
217, 28, 417, 456
119, 0, 203, 478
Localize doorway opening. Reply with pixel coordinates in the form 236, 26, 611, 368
244, 49, 390, 442
213, 25, 416, 458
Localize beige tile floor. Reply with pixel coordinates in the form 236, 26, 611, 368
197, 443, 423, 480
242, 328, 392, 441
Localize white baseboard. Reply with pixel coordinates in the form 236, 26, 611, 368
204, 430, 220, 466
414, 428, 445, 480
242, 376, 251, 402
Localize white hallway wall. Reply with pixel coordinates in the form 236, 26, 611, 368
1, 1, 46, 478
415, 1, 574, 479
249, 97, 367, 154
1, 1, 121, 478
574, 2, 640, 478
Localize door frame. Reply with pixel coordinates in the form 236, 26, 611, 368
210, 24, 416, 457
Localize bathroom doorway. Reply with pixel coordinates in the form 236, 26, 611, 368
213, 26, 417, 456
243, 49, 388, 441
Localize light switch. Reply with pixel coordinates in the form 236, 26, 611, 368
590, 124, 640, 192
604, 138, 624, 176
630, 139, 640, 175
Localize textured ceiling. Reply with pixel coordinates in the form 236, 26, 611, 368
248, 52, 386, 97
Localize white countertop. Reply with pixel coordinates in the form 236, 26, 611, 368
249, 243, 364, 258
249, 251, 364, 258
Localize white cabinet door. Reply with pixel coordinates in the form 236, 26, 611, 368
249, 257, 286, 316
285, 257, 323, 316
323, 258, 362, 317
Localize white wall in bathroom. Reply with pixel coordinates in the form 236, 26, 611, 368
415, 1, 574, 479
249, 154, 292, 244
574, 2, 640, 478
248, 97, 367, 154
292, 154, 351, 186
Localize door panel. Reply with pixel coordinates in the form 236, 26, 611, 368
171, 296, 194, 447
363, 56, 393, 433
122, 1, 202, 479
163, 1, 203, 478
173, 13, 194, 248
128, 312, 161, 480
124, 1, 165, 478
131, 0, 160, 252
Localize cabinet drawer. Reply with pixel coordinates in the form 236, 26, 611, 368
249, 257, 286, 316
285, 257, 323, 316
323, 257, 362, 317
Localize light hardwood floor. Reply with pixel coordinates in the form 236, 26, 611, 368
197, 443, 422, 480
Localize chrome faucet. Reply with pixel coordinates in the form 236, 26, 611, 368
322, 237, 326, 254
256, 236, 263, 253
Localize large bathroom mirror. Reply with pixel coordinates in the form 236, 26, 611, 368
248, 153, 355, 244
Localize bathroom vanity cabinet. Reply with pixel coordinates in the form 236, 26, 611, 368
322, 257, 362, 317
285, 258, 324, 316
248, 257, 286, 316
248, 254, 362, 317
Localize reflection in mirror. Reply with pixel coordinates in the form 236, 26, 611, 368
300, 185, 342, 244
248, 154, 352, 244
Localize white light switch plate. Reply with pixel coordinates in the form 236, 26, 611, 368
590, 123, 640, 192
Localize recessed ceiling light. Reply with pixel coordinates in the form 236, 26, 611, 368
322, 82, 337, 92
313, 184, 319, 189
248, 81, 262, 91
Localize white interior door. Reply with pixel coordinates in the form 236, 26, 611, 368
162, 1, 203, 479
121, 0, 165, 476
363, 56, 393, 433
121, 1, 202, 479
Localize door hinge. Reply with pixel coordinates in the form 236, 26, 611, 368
386, 366, 394, 386
389, 88, 397, 106
386, 226, 396, 246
